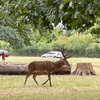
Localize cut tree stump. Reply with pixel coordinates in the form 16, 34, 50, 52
0, 64, 71, 75
72, 63, 96, 75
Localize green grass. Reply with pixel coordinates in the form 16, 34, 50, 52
0, 75, 100, 100
2, 56, 100, 64
0, 57, 100, 100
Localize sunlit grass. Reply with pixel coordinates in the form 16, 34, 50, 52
1, 56, 100, 73
0, 57, 100, 100
69, 57, 100, 64
1, 56, 100, 64
0, 75, 100, 100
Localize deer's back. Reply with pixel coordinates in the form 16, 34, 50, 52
28, 61, 56, 73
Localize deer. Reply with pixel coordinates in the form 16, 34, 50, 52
24, 55, 71, 87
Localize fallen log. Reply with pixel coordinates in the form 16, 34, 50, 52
0, 64, 28, 75
0, 64, 71, 75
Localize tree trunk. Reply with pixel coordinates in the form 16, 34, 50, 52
72, 63, 96, 75
0, 64, 71, 75
0, 64, 28, 75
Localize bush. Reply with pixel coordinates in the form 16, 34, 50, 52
0, 41, 13, 53
17, 43, 51, 56
50, 33, 95, 56
65, 34, 94, 56
2, 30, 99, 57
90, 24, 100, 38
85, 43, 100, 57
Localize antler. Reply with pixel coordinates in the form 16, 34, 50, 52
61, 51, 71, 58
61, 51, 66, 58
57, 48, 71, 58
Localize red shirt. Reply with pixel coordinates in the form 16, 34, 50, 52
2, 52, 5, 59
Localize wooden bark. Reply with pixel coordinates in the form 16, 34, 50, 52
72, 63, 96, 75
0, 64, 71, 75
0, 64, 28, 75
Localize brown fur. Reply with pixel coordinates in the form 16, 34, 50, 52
24, 57, 71, 86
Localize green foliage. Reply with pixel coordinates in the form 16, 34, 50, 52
66, 33, 94, 52
0, 26, 25, 49
90, 24, 100, 38
1, 0, 100, 32
63, 29, 80, 36
86, 43, 100, 57
51, 35, 68, 53
51, 27, 63, 41
0, 0, 100, 52
50, 33, 95, 56
18, 46, 39, 56
12, 32, 100, 57
68, 34, 96, 56
18, 43, 50, 56
30, 29, 53, 44
0, 40, 13, 52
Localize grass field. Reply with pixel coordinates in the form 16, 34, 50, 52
0, 56, 100, 100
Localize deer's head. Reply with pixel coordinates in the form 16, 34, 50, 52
60, 56, 71, 66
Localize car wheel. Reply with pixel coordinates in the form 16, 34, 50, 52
54, 56, 57, 58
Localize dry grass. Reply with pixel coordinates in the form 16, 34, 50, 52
0, 57, 100, 100
0, 75, 100, 100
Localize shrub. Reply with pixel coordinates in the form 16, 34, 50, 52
85, 43, 100, 57
50, 33, 95, 56
65, 34, 94, 55
90, 24, 100, 38
0, 41, 13, 52
17, 43, 51, 56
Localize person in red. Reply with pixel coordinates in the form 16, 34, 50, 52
1, 52, 6, 64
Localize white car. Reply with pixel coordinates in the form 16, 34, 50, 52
41, 51, 63, 58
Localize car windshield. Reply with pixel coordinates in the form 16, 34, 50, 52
47, 52, 55, 54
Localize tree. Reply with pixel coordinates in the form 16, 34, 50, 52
1, 0, 100, 31
0, 26, 25, 49
0, 0, 100, 48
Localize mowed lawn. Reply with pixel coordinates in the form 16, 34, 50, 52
0, 56, 100, 100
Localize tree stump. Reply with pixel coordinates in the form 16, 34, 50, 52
72, 63, 96, 75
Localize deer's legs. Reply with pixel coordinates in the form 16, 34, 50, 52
33, 74, 39, 85
48, 74, 52, 86
24, 72, 31, 85
24, 73, 31, 84
42, 73, 52, 87
42, 79, 49, 85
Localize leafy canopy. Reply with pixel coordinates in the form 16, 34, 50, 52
1, 0, 100, 30
0, 0, 100, 48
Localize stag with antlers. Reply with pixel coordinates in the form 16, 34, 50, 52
24, 53, 71, 86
